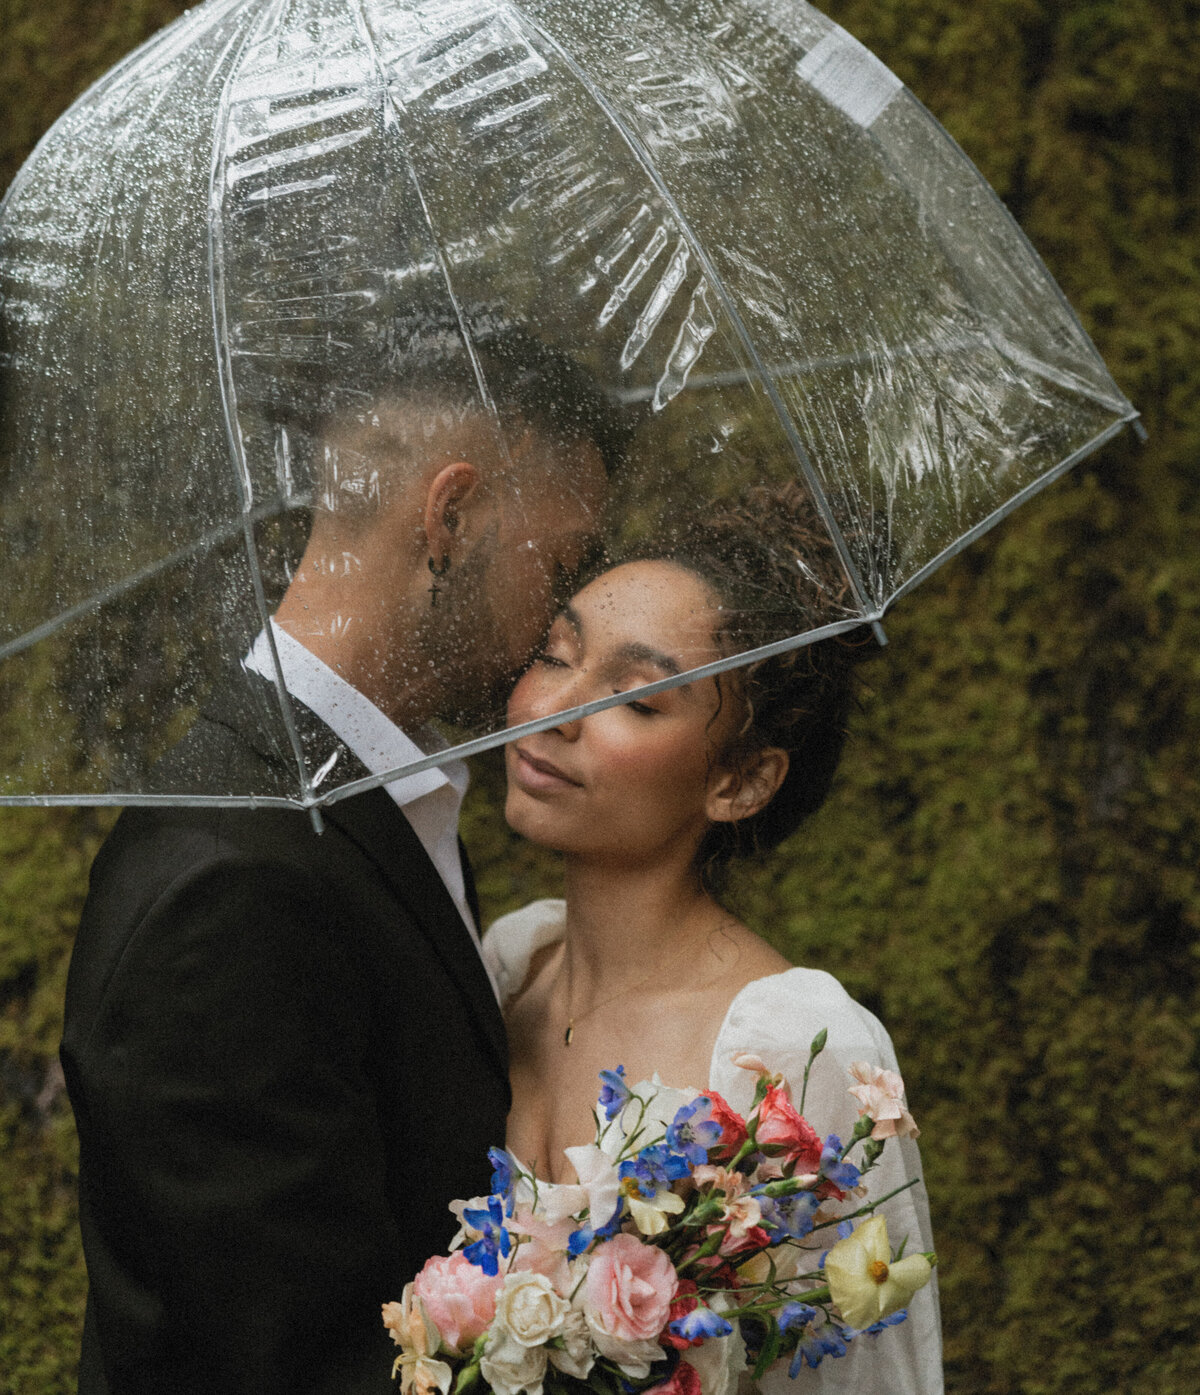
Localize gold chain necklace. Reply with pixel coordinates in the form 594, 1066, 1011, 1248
559, 920, 730, 1046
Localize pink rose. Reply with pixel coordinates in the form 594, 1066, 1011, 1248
753, 1084, 822, 1171
585, 1232, 677, 1342
510, 1231, 571, 1294
413, 1252, 503, 1355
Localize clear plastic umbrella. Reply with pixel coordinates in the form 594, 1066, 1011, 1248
0, 0, 1137, 813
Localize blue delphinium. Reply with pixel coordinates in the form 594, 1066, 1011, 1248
669, 1307, 734, 1342
760, 1189, 820, 1240
488, 1147, 518, 1214
567, 1205, 625, 1257
818, 1135, 861, 1191
462, 1196, 511, 1276
618, 1142, 690, 1197
777, 1303, 818, 1332
787, 1320, 849, 1375
597, 1066, 631, 1121
845, 1310, 909, 1338
666, 1097, 723, 1166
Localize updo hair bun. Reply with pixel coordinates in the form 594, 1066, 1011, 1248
626, 480, 871, 887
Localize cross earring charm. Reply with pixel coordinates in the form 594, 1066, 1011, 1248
427, 553, 451, 607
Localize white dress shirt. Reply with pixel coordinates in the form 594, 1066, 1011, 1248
245, 621, 498, 998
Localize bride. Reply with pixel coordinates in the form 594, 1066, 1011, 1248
482, 486, 943, 1394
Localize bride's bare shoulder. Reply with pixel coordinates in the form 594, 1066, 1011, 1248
707, 919, 791, 985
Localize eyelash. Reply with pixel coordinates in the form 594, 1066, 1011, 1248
533, 656, 658, 715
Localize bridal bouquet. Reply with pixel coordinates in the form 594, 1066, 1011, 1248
383, 1034, 935, 1395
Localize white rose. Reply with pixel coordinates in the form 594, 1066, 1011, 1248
548, 1305, 595, 1379
481, 1326, 549, 1395
495, 1272, 569, 1347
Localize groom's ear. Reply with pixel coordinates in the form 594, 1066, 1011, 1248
705, 748, 789, 826
423, 460, 482, 558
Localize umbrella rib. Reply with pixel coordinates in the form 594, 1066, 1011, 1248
0, 611, 882, 810
315, 610, 885, 809
206, 0, 324, 829
608, 333, 1131, 414
350, 0, 523, 486
504, 0, 875, 620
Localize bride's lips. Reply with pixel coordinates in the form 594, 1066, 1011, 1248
511, 746, 582, 793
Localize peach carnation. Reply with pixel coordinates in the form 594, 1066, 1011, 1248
847, 1062, 920, 1140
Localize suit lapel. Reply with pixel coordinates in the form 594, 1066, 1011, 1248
201, 677, 509, 1080
322, 787, 508, 1078
461, 839, 482, 930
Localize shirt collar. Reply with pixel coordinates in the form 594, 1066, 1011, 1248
246, 621, 468, 808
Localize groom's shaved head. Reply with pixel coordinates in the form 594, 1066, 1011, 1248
305, 309, 628, 525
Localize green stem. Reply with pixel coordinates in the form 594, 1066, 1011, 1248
809, 1177, 919, 1231
839, 1115, 876, 1161
676, 1229, 726, 1273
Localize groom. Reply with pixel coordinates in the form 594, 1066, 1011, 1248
61, 319, 619, 1395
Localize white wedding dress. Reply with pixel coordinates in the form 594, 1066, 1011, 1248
482, 900, 944, 1395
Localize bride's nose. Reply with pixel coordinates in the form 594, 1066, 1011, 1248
551, 709, 584, 741
525, 670, 588, 740
540, 684, 585, 741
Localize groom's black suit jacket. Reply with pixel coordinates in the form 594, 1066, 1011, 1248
61, 682, 510, 1395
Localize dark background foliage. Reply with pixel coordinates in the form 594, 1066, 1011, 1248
1, 1, 1197, 1391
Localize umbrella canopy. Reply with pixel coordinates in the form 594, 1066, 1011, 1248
0, 0, 1136, 809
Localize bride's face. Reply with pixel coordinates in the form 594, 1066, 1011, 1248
504, 560, 742, 863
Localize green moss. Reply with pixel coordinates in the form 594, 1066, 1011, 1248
3, 0, 1199, 1390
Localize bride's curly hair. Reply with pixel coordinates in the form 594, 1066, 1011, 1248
627, 481, 871, 891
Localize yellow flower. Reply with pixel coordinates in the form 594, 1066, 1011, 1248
824, 1215, 932, 1330
621, 1177, 686, 1236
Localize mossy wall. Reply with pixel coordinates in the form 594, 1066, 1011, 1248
2, 2, 1197, 1392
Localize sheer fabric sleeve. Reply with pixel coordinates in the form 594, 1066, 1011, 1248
710, 970, 943, 1395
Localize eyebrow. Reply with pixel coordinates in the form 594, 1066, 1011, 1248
558, 604, 683, 680
612, 641, 682, 678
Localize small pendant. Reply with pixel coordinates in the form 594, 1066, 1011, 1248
564, 1020, 575, 1047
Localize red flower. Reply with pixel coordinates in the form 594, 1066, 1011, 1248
753, 1085, 822, 1170
647, 1361, 702, 1395
705, 1090, 748, 1162
718, 1224, 772, 1258
661, 1279, 701, 1350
